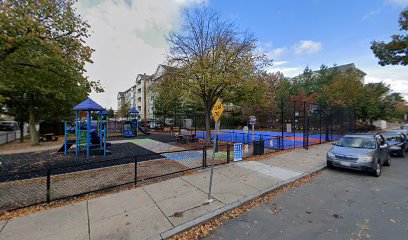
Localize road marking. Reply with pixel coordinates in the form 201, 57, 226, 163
237, 161, 301, 180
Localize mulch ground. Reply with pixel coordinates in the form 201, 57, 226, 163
0, 142, 164, 181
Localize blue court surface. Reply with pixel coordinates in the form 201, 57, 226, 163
196, 129, 342, 150
162, 151, 202, 161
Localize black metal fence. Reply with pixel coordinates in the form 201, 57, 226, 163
0, 145, 231, 211
168, 100, 356, 151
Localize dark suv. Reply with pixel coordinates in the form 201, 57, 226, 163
327, 133, 390, 177
0, 121, 18, 131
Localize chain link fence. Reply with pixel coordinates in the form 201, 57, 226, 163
0, 145, 230, 211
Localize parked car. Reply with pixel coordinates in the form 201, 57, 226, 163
388, 129, 408, 140
400, 124, 408, 130
380, 131, 408, 157
327, 133, 390, 177
0, 121, 18, 131
393, 127, 408, 135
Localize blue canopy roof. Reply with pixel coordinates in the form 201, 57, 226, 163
128, 107, 139, 114
100, 110, 108, 115
73, 98, 105, 111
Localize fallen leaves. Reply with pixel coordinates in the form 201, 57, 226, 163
169, 172, 320, 240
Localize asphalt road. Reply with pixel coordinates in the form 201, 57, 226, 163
205, 156, 408, 240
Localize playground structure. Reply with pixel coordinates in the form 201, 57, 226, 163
60, 98, 111, 157
122, 107, 150, 137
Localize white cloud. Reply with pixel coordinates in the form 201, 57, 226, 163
362, 9, 381, 21
273, 61, 287, 67
76, 0, 204, 109
267, 66, 302, 77
266, 47, 286, 59
387, 0, 408, 6
293, 40, 322, 55
364, 65, 408, 100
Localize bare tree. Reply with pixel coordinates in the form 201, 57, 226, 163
167, 7, 271, 141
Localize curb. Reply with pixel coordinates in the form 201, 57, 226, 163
157, 163, 327, 240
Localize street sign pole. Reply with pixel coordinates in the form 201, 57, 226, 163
208, 120, 219, 202
208, 98, 224, 202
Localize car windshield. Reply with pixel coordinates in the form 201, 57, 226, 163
381, 132, 401, 141
336, 137, 376, 149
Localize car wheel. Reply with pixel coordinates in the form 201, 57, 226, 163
371, 161, 381, 177
327, 161, 334, 169
400, 150, 406, 158
384, 155, 391, 166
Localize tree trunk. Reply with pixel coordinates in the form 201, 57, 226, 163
28, 107, 39, 146
205, 104, 211, 143
18, 120, 24, 142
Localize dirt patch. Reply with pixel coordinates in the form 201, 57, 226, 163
0, 136, 64, 154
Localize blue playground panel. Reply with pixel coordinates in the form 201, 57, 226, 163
196, 130, 341, 150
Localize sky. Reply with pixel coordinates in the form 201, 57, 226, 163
76, 0, 408, 109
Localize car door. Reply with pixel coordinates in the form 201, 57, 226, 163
377, 135, 387, 163
401, 133, 408, 152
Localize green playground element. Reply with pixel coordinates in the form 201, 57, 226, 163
214, 151, 228, 157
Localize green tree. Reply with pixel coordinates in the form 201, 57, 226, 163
383, 92, 407, 121
356, 82, 390, 125
118, 103, 131, 118
0, 0, 102, 145
322, 69, 364, 108
371, 8, 408, 66
167, 7, 271, 141
107, 108, 115, 119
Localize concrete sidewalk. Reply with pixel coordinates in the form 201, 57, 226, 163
0, 143, 332, 240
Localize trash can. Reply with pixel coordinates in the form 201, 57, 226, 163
253, 140, 264, 155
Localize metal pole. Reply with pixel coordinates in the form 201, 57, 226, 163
227, 144, 230, 163
293, 100, 296, 149
319, 108, 322, 144
303, 102, 306, 149
208, 121, 219, 201
87, 111, 91, 157
281, 98, 284, 150
75, 111, 79, 156
134, 156, 138, 185
46, 169, 51, 203
64, 122, 67, 156
202, 146, 207, 167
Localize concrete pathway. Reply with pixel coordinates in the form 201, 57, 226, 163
0, 143, 332, 240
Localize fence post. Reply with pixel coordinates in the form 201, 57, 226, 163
303, 101, 306, 149
281, 98, 285, 150
319, 108, 322, 144
293, 100, 296, 149
46, 169, 51, 203
134, 156, 138, 185
202, 146, 207, 167
227, 144, 230, 163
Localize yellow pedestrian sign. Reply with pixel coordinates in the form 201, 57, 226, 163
211, 98, 224, 123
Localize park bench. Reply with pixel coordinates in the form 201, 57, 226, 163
40, 133, 58, 142
175, 131, 198, 144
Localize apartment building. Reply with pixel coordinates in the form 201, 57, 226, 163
117, 64, 174, 120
